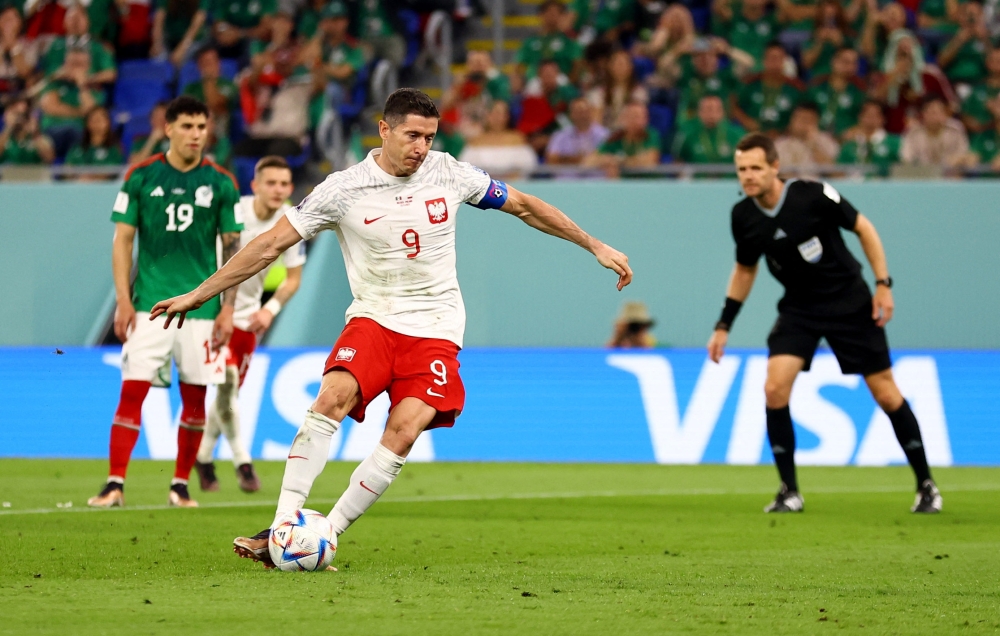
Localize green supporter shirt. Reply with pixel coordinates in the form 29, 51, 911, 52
546, 84, 579, 113
676, 59, 739, 125
727, 12, 780, 71
808, 81, 867, 136
671, 120, 745, 163
0, 136, 47, 164
358, 0, 397, 37
516, 32, 582, 78
87, 0, 116, 42
944, 38, 988, 84
920, 0, 964, 34
111, 155, 243, 319
784, 0, 817, 30
571, 0, 636, 34
961, 84, 1000, 128
432, 128, 466, 157
599, 127, 662, 157
39, 80, 107, 131
970, 129, 1000, 162
42, 38, 116, 76
324, 41, 367, 80
738, 79, 802, 133
205, 136, 232, 168
297, 7, 321, 39
182, 78, 241, 119
837, 131, 901, 174
212, 0, 276, 28
66, 143, 124, 165
130, 135, 172, 158
155, 0, 210, 48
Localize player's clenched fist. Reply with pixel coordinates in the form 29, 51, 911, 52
594, 243, 633, 291
150, 291, 204, 329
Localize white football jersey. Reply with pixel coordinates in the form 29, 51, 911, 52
232, 195, 307, 331
285, 149, 496, 347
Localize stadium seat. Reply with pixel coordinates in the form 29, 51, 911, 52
633, 56, 655, 81
112, 60, 174, 124
177, 58, 241, 94
398, 10, 421, 68
647, 104, 675, 161
120, 116, 152, 156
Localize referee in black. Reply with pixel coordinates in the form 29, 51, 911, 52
707, 133, 942, 514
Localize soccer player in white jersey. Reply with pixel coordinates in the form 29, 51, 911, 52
194, 156, 307, 494
150, 88, 633, 567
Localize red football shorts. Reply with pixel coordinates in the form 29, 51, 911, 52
324, 318, 466, 428
226, 327, 258, 387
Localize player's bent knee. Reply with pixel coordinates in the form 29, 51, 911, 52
764, 380, 792, 408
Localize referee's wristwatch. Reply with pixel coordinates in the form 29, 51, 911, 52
875, 277, 893, 288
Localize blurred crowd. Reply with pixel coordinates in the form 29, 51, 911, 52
3, 0, 1000, 180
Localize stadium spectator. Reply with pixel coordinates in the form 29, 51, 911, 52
545, 96, 609, 165
39, 46, 106, 157
838, 100, 902, 174
632, 4, 696, 73
0, 95, 55, 165
861, 2, 919, 68
519, 59, 579, 154
776, 0, 820, 50
588, 49, 648, 130
963, 96, 1000, 170
0, 6, 37, 98
151, 0, 209, 67
900, 96, 969, 168
295, 0, 327, 40
65, 105, 123, 181
774, 102, 840, 172
22, 0, 67, 42
713, 0, 780, 72
431, 119, 465, 157
353, 0, 406, 69
568, 0, 635, 46
869, 37, 959, 134
307, 2, 365, 118
516, 1, 582, 80
114, 0, 155, 61
733, 42, 804, 135
579, 39, 615, 93
801, 0, 856, 79
182, 47, 239, 135
41, 5, 117, 87
211, 0, 276, 59
960, 48, 1000, 134
808, 47, 867, 139
633, 0, 670, 43
917, 0, 962, 52
672, 94, 745, 164
673, 38, 743, 129
237, 14, 320, 157
203, 113, 231, 167
441, 50, 510, 139
936, 1, 992, 90
85, 0, 118, 44
458, 100, 538, 180
585, 101, 661, 177
607, 300, 655, 349
129, 101, 170, 163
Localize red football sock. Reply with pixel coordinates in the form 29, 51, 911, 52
174, 382, 207, 482
109, 380, 152, 481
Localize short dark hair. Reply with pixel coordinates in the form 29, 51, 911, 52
795, 101, 820, 116
539, 0, 564, 14
860, 100, 883, 115
254, 155, 291, 176
922, 95, 948, 110
165, 95, 209, 123
764, 40, 786, 54
383, 88, 439, 128
736, 132, 779, 164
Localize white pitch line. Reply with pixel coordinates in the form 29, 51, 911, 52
1, 483, 999, 517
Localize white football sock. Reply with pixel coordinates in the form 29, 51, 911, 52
196, 401, 222, 465
273, 409, 340, 524
214, 367, 251, 466
328, 443, 405, 535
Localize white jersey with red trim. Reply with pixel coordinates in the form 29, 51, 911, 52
285, 149, 496, 347
231, 195, 308, 331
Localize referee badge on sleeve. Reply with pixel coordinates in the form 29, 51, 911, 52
797, 236, 823, 263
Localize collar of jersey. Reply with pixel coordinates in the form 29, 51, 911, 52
752, 178, 798, 218
367, 149, 420, 184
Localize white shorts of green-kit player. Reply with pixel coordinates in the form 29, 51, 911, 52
121, 312, 227, 386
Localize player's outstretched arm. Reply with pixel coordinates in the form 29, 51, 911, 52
150, 216, 304, 328
112, 222, 138, 342
707, 262, 758, 363
499, 185, 633, 290
853, 213, 894, 327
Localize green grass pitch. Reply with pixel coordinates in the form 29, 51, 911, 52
1, 460, 998, 635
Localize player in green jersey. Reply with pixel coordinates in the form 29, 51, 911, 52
88, 96, 244, 509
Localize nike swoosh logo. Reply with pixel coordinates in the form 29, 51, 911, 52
287, 455, 309, 460
359, 481, 378, 494
363, 216, 386, 224
426, 388, 444, 398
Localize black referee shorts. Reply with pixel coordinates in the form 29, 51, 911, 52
767, 306, 892, 376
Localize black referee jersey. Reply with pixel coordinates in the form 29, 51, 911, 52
731, 179, 872, 317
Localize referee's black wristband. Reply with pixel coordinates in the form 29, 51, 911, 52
715, 297, 743, 332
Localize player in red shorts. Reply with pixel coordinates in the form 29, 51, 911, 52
194, 156, 307, 493
151, 88, 633, 566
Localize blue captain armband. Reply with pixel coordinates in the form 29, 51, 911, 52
471, 179, 509, 210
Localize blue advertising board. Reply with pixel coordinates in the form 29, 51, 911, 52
0, 347, 996, 465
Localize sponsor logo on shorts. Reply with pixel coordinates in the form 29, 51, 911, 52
336, 347, 356, 362
425, 198, 448, 224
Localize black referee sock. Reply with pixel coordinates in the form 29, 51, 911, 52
766, 407, 798, 492
886, 399, 932, 488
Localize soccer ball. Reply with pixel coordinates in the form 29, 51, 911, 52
269, 509, 338, 571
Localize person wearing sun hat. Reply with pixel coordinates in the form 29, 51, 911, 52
607, 300, 656, 348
